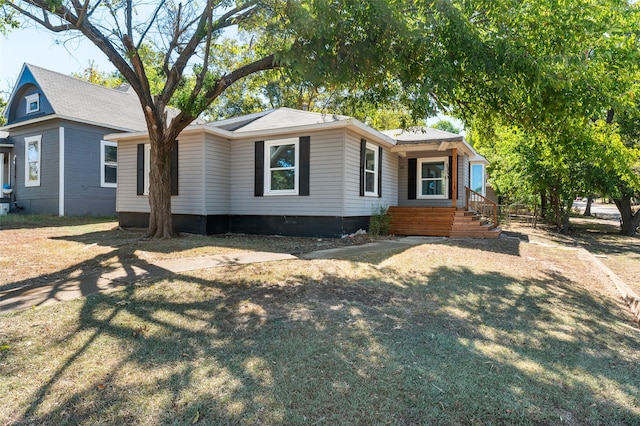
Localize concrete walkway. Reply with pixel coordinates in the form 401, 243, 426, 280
0, 238, 436, 314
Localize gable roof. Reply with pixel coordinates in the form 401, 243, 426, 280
212, 108, 351, 133
3, 63, 148, 132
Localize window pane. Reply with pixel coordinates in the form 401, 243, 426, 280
28, 162, 39, 181
29, 101, 38, 111
365, 148, 376, 171
27, 142, 39, 162
365, 171, 375, 193
105, 165, 117, 184
471, 164, 483, 193
104, 145, 117, 163
421, 162, 444, 179
270, 144, 295, 168
422, 179, 443, 195
270, 169, 295, 190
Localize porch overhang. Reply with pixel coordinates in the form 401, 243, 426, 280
0, 130, 11, 147
390, 139, 476, 158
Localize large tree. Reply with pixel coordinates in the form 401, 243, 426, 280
2, 0, 409, 238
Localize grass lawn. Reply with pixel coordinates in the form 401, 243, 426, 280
1, 216, 639, 425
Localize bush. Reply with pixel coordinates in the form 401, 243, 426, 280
368, 205, 392, 236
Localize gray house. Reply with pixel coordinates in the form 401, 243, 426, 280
107, 108, 498, 238
0, 63, 148, 216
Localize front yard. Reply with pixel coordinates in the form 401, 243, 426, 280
1, 215, 639, 425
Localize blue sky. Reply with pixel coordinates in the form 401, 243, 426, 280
1, 26, 115, 95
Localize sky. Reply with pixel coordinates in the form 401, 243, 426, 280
0, 23, 465, 131
1, 26, 116, 95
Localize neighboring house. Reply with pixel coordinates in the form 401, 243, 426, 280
0, 63, 148, 216
107, 108, 498, 238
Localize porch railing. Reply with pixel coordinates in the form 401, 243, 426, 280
465, 187, 498, 226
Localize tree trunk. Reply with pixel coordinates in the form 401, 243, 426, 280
561, 199, 573, 235
614, 196, 640, 236
147, 133, 175, 239
540, 189, 548, 219
584, 195, 593, 216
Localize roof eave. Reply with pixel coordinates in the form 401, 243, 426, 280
1, 114, 145, 133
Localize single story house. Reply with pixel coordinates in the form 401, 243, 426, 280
107, 108, 498, 238
0, 63, 149, 216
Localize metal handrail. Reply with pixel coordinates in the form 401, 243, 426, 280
465, 187, 498, 226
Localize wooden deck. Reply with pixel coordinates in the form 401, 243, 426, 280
388, 207, 501, 238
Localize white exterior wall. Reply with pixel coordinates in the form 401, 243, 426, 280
116, 136, 150, 213
343, 130, 398, 216
230, 130, 347, 216
203, 134, 231, 215
116, 133, 207, 214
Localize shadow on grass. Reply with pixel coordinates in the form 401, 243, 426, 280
9, 254, 640, 425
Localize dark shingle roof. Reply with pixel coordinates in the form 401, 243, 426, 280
25, 64, 148, 131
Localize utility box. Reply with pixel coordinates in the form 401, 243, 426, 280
0, 203, 9, 215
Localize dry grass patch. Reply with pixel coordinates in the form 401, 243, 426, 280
1, 216, 639, 425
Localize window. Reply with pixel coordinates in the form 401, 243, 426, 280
364, 143, 378, 196
25, 93, 40, 114
265, 138, 298, 195
418, 157, 447, 199
100, 141, 118, 188
143, 144, 151, 195
25, 135, 42, 187
470, 163, 485, 195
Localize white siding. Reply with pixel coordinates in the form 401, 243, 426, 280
116, 137, 149, 213
172, 133, 205, 214
342, 131, 398, 216
230, 130, 346, 216
204, 134, 231, 214
116, 134, 207, 214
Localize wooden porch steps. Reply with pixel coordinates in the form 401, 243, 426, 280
388, 207, 501, 239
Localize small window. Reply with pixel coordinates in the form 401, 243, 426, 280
364, 143, 378, 196
25, 135, 42, 187
470, 163, 485, 195
265, 138, 298, 195
25, 93, 40, 114
100, 140, 117, 188
418, 157, 448, 199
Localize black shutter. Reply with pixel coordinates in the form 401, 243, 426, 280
136, 144, 145, 195
448, 156, 453, 199
377, 146, 383, 198
255, 141, 264, 197
359, 139, 366, 196
408, 158, 417, 200
299, 136, 310, 196
171, 141, 179, 196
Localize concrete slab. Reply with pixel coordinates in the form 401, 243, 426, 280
147, 252, 297, 273
299, 237, 439, 260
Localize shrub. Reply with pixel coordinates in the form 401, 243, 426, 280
369, 205, 392, 236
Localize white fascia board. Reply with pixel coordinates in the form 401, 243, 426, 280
391, 140, 476, 157
2, 114, 143, 133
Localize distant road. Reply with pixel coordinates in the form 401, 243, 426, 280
573, 200, 620, 221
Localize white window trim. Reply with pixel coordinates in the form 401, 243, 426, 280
470, 162, 486, 196
417, 157, 448, 199
24, 135, 42, 187
143, 143, 151, 195
265, 138, 299, 196
100, 140, 118, 188
364, 142, 379, 197
25, 93, 40, 114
